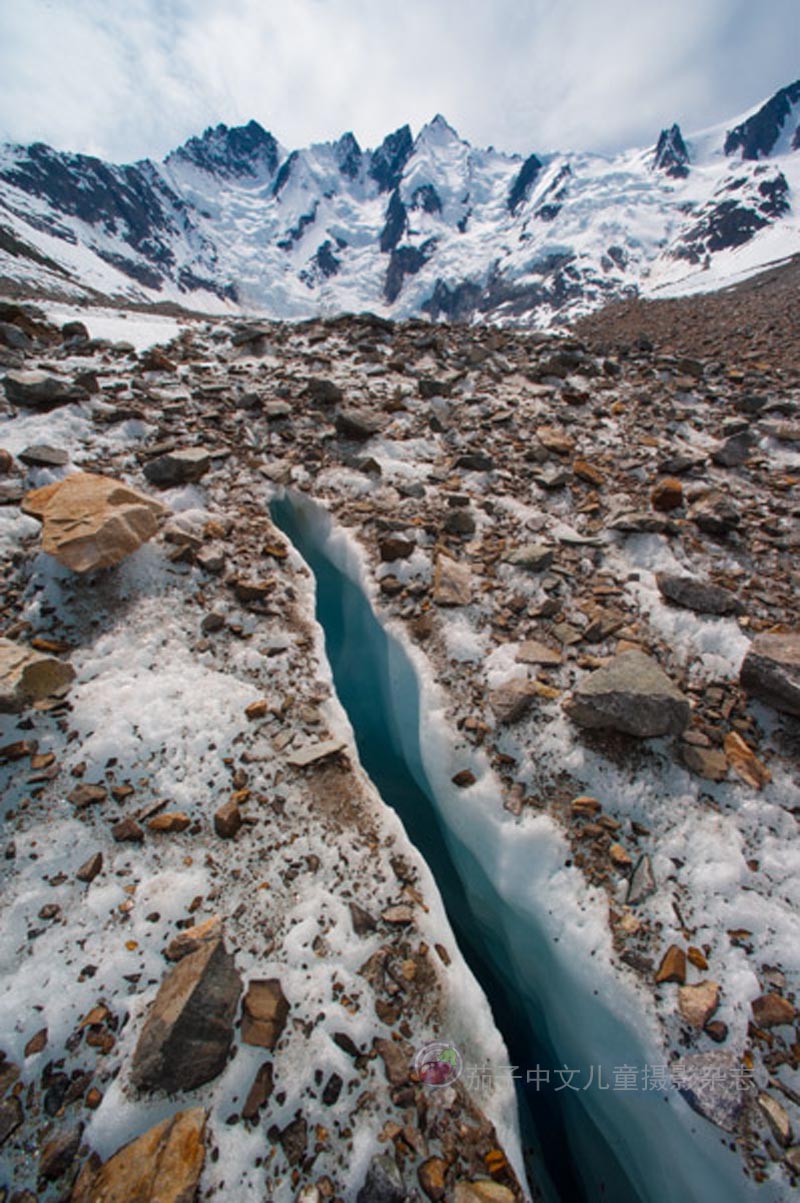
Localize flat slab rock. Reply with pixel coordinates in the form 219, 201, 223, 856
655, 572, 743, 616
565, 649, 691, 737
286, 738, 347, 767
71, 1107, 206, 1202
131, 936, 242, 1093
740, 632, 800, 717
23, 472, 166, 573
0, 637, 75, 713
671, 1052, 745, 1132
143, 447, 211, 487
433, 554, 472, 606
2, 369, 86, 408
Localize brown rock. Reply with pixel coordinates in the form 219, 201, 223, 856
241, 979, 289, 1049
0, 638, 75, 713
40, 1124, 83, 1181
164, 915, 222, 962
242, 1062, 274, 1120
23, 472, 166, 573
131, 937, 242, 1092
24, 1028, 48, 1056
723, 731, 771, 790
278, 1114, 308, 1166
758, 1093, 793, 1148
374, 1036, 411, 1085
751, 993, 796, 1028
655, 945, 686, 985
213, 798, 242, 839
573, 458, 605, 487
682, 744, 728, 782
453, 1183, 515, 1203
147, 812, 191, 834
68, 783, 107, 808
76, 851, 103, 883
70, 1108, 206, 1203
678, 980, 720, 1028
489, 678, 538, 724
111, 818, 144, 843
379, 536, 415, 562
433, 555, 472, 606
0, 1096, 23, 1146
451, 769, 477, 787
516, 639, 562, 666
651, 477, 683, 511
418, 1156, 448, 1200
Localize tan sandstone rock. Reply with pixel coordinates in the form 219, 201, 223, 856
0, 638, 75, 713
71, 1107, 206, 1202
23, 472, 166, 572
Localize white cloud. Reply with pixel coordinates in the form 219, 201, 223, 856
0, 0, 798, 161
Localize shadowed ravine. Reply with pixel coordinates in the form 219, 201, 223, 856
271, 492, 645, 1203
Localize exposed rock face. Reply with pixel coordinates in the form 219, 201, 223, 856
71, 1107, 206, 1203
131, 936, 242, 1093
2, 369, 87, 408
0, 638, 75, 713
565, 650, 691, 737
740, 632, 800, 717
23, 472, 166, 572
655, 572, 743, 615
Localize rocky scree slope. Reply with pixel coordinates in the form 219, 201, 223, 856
0, 78, 800, 324
1, 296, 800, 1196
0, 307, 527, 1202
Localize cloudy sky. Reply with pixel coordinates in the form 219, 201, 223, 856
0, 0, 798, 162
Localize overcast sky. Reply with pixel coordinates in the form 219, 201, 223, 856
1, 0, 798, 162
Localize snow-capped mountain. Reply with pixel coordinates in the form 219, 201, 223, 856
1, 79, 799, 326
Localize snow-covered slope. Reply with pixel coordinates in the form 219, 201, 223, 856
1, 80, 799, 325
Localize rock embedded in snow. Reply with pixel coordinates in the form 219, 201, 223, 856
131, 935, 242, 1093
18, 444, 69, 468
677, 980, 720, 1028
433, 555, 472, 606
356, 1153, 406, 1203
489, 678, 539, 724
286, 738, 347, 768
672, 1051, 744, 1131
681, 743, 728, 781
758, 1093, 793, 1148
213, 797, 242, 839
453, 1183, 516, 1203
379, 535, 415, 561
565, 650, 691, 737
740, 632, 800, 717
690, 491, 741, 537
23, 472, 166, 572
418, 1156, 448, 1199
71, 1107, 206, 1202
241, 979, 289, 1050
504, 543, 554, 572
626, 854, 656, 906
655, 945, 686, 984
39, 1124, 83, 1182
516, 639, 562, 666
751, 992, 796, 1028
0, 638, 75, 713
143, 447, 211, 487
0, 1096, 23, 1146
336, 408, 383, 440
2, 369, 87, 408
655, 572, 743, 616
242, 1061, 274, 1120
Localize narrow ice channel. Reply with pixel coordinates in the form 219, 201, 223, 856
270, 491, 780, 1203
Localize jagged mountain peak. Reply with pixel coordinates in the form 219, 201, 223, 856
653, 123, 690, 178
166, 119, 280, 179
724, 78, 800, 160
415, 114, 462, 147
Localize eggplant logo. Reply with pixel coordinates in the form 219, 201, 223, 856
414, 1040, 463, 1088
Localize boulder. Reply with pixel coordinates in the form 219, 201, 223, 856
70, 1108, 206, 1203
671, 1052, 744, 1132
0, 638, 75, 713
23, 472, 166, 572
143, 448, 211, 488
356, 1153, 406, 1203
131, 936, 242, 1092
336, 408, 383, 440
490, 678, 539, 724
739, 632, 800, 717
2, 369, 87, 408
433, 555, 472, 606
655, 573, 742, 616
565, 650, 691, 737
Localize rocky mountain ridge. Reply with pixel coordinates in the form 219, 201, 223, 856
0, 78, 799, 326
